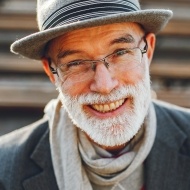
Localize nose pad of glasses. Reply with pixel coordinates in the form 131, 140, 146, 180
91, 61, 109, 71
104, 62, 109, 69
91, 61, 97, 71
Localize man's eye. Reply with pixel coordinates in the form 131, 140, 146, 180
115, 49, 130, 56
67, 60, 83, 67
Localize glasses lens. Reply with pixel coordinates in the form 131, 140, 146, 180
106, 48, 142, 70
57, 60, 92, 82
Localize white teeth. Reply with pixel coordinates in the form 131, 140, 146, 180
104, 105, 110, 112
110, 103, 115, 110
99, 105, 104, 111
91, 99, 125, 113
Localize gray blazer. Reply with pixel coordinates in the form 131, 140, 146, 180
0, 101, 190, 190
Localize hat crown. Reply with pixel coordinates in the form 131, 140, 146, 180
37, 0, 141, 31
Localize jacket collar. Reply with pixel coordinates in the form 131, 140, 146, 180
145, 102, 190, 190
22, 128, 59, 190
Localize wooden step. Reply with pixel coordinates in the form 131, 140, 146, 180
0, 53, 43, 73
150, 61, 190, 78
154, 89, 190, 108
0, 75, 57, 107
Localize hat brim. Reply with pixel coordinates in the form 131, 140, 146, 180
11, 9, 173, 60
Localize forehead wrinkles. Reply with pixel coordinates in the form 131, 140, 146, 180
62, 23, 143, 43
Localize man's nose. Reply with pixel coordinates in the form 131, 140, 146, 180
90, 63, 119, 94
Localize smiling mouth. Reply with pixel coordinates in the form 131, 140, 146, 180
91, 99, 125, 113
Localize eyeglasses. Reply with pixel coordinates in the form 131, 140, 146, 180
49, 37, 148, 82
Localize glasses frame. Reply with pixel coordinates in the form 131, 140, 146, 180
48, 36, 148, 77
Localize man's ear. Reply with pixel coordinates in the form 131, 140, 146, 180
145, 33, 156, 65
41, 58, 55, 83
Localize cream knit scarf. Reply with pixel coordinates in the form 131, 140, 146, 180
45, 99, 156, 190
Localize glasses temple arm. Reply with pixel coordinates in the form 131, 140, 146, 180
142, 37, 148, 54
48, 58, 58, 75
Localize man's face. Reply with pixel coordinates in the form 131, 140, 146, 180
47, 23, 153, 148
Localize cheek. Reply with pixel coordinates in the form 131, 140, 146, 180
115, 65, 147, 86
59, 78, 91, 96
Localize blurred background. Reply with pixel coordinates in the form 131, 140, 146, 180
0, 0, 190, 135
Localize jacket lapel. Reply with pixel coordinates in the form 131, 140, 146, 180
22, 129, 59, 190
145, 103, 190, 190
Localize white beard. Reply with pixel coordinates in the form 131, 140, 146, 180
56, 70, 151, 147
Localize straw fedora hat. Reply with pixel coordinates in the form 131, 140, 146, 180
11, 0, 173, 60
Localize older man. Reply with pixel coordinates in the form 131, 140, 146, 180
0, 0, 190, 190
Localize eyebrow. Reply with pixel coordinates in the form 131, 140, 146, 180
109, 34, 135, 45
56, 34, 135, 60
57, 49, 82, 59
